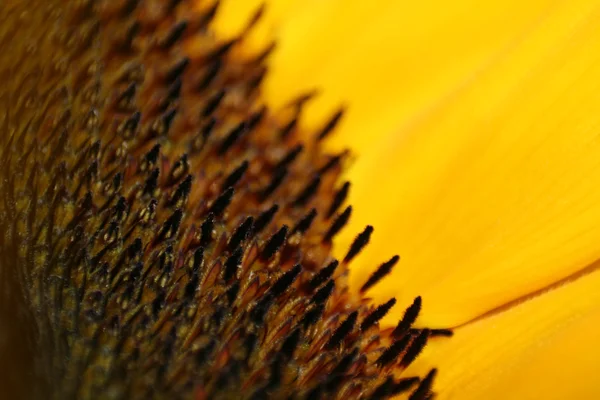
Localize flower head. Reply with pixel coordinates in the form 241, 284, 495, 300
0, 1, 442, 399
3, 0, 600, 399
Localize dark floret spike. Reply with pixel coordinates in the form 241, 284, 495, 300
218, 121, 247, 155
275, 143, 303, 170
307, 260, 338, 290
360, 255, 400, 293
151, 108, 178, 137
166, 0, 184, 13
252, 204, 279, 235
325, 311, 357, 350
392, 377, 420, 396
158, 20, 188, 50
247, 68, 267, 93
343, 225, 374, 263
194, 339, 216, 368
241, 2, 266, 36
159, 78, 182, 111
214, 360, 240, 389
89, 140, 102, 158
169, 174, 192, 208
202, 89, 225, 117
184, 269, 199, 299
360, 298, 397, 331
260, 225, 288, 260
292, 175, 321, 207
279, 328, 301, 359
305, 385, 324, 400
114, 171, 124, 189
327, 181, 350, 219
227, 216, 254, 252
279, 117, 298, 139
249, 387, 269, 400
191, 119, 216, 153
291, 208, 317, 235
323, 206, 352, 242
400, 329, 429, 369
143, 168, 160, 197
310, 280, 335, 305
221, 160, 249, 190
207, 187, 234, 217
118, 111, 141, 139
243, 333, 258, 362
119, 0, 140, 16
157, 209, 183, 242
190, 247, 205, 274
251, 296, 274, 324
104, 221, 121, 246
429, 328, 453, 337
72, 144, 96, 180
370, 377, 394, 400
286, 89, 319, 109
165, 57, 190, 83
252, 41, 276, 64
300, 304, 325, 329
104, 172, 123, 196
152, 291, 166, 319
139, 199, 158, 225
116, 82, 137, 108
269, 263, 302, 298
168, 154, 189, 184
331, 347, 358, 376
159, 246, 175, 273
141, 143, 161, 172
376, 333, 412, 368
116, 63, 143, 84
196, 59, 221, 92
205, 39, 237, 62
260, 168, 288, 200
408, 369, 437, 400
316, 108, 345, 141
223, 247, 244, 282
118, 21, 140, 52
201, 117, 217, 140
392, 296, 422, 338
79, 191, 94, 213
323, 373, 348, 393
200, 213, 215, 247
113, 196, 128, 221
219, 109, 264, 155
247, 107, 266, 131
194, 0, 220, 27
268, 356, 284, 390
317, 152, 346, 175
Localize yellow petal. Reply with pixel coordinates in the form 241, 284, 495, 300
407, 263, 600, 399
261, 0, 564, 156
217, 0, 600, 328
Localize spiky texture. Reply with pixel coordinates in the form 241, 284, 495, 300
0, 1, 442, 399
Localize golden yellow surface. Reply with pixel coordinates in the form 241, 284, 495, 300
214, 0, 600, 398
407, 261, 600, 399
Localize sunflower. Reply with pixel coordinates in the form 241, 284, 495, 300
1, 0, 598, 399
